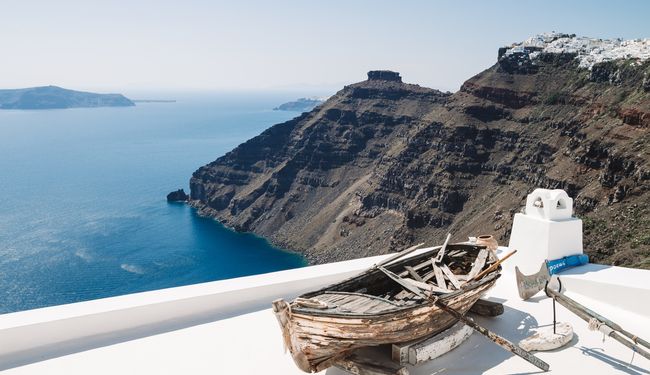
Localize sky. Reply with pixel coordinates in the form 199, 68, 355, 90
1, 0, 649, 93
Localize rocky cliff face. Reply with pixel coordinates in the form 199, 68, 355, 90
190, 39, 650, 269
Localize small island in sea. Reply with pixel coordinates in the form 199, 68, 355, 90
0, 86, 134, 109
273, 97, 324, 112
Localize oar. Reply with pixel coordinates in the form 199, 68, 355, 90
431, 297, 550, 372
472, 249, 517, 281
546, 286, 650, 359
381, 265, 550, 371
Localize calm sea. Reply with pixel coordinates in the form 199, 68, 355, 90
0, 92, 310, 314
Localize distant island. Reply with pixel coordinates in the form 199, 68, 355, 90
273, 97, 325, 112
0, 86, 134, 109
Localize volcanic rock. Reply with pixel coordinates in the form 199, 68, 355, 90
189, 34, 650, 269
167, 189, 189, 202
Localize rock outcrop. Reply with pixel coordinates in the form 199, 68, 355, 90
190, 38, 650, 269
167, 189, 189, 202
367, 70, 402, 82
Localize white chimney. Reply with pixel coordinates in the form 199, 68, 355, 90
507, 188, 583, 274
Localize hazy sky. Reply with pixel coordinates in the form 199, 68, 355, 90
2, 0, 649, 93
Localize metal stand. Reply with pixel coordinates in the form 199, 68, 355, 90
545, 277, 562, 334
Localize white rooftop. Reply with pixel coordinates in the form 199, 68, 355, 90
1, 247, 649, 375
505, 32, 650, 69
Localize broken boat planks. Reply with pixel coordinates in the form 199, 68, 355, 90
404, 266, 423, 282
404, 278, 450, 293
397, 257, 435, 278
466, 249, 488, 280
432, 261, 446, 290
441, 264, 462, 289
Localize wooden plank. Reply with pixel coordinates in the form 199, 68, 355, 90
472, 250, 516, 281
469, 299, 504, 317
378, 267, 426, 298
432, 260, 446, 290
403, 278, 449, 293
466, 249, 488, 280
408, 321, 473, 365
322, 291, 401, 306
391, 320, 471, 365
393, 290, 412, 300
441, 264, 462, 290
404, 266, 423, 282
422, 271, 434, 282
450, 251, 467, 258
434, 233, 452, 263
398, 257, 435, 277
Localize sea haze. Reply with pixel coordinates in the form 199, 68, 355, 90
0, 92, 309, 313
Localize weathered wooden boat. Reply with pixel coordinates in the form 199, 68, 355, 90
272, 243, 502, 373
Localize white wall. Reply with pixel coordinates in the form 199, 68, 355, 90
0, 253, 393, 370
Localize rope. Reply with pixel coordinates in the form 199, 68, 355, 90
588, 318, 614, 342
588, 318, 601, 331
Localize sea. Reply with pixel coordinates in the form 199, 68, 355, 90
0, 91, 314, 314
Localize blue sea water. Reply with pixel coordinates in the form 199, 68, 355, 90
0, 92, 310, 314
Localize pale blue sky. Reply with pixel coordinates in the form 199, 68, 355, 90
1, 0, 649, 93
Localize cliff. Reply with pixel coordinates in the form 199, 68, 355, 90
190, 34, 650, 269
0, 86, 134, 109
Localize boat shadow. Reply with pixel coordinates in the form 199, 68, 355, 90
326, 304, 543, 375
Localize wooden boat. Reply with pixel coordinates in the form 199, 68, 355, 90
272, 243, 502, 373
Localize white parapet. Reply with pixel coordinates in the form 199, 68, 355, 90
0, 252, 399, 370
507, 189, 583, 274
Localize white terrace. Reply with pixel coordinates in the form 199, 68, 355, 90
1, 189, 649, 374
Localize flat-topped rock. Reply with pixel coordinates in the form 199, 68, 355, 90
367, 70, 402, 82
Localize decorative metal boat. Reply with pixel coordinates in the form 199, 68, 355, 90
272, 243, 501, 372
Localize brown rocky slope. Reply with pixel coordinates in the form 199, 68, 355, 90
189, 47, 650, 269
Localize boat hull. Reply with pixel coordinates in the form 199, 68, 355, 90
272, 277, 497, 372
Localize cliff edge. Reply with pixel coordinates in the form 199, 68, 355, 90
190, 34, 650, 268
